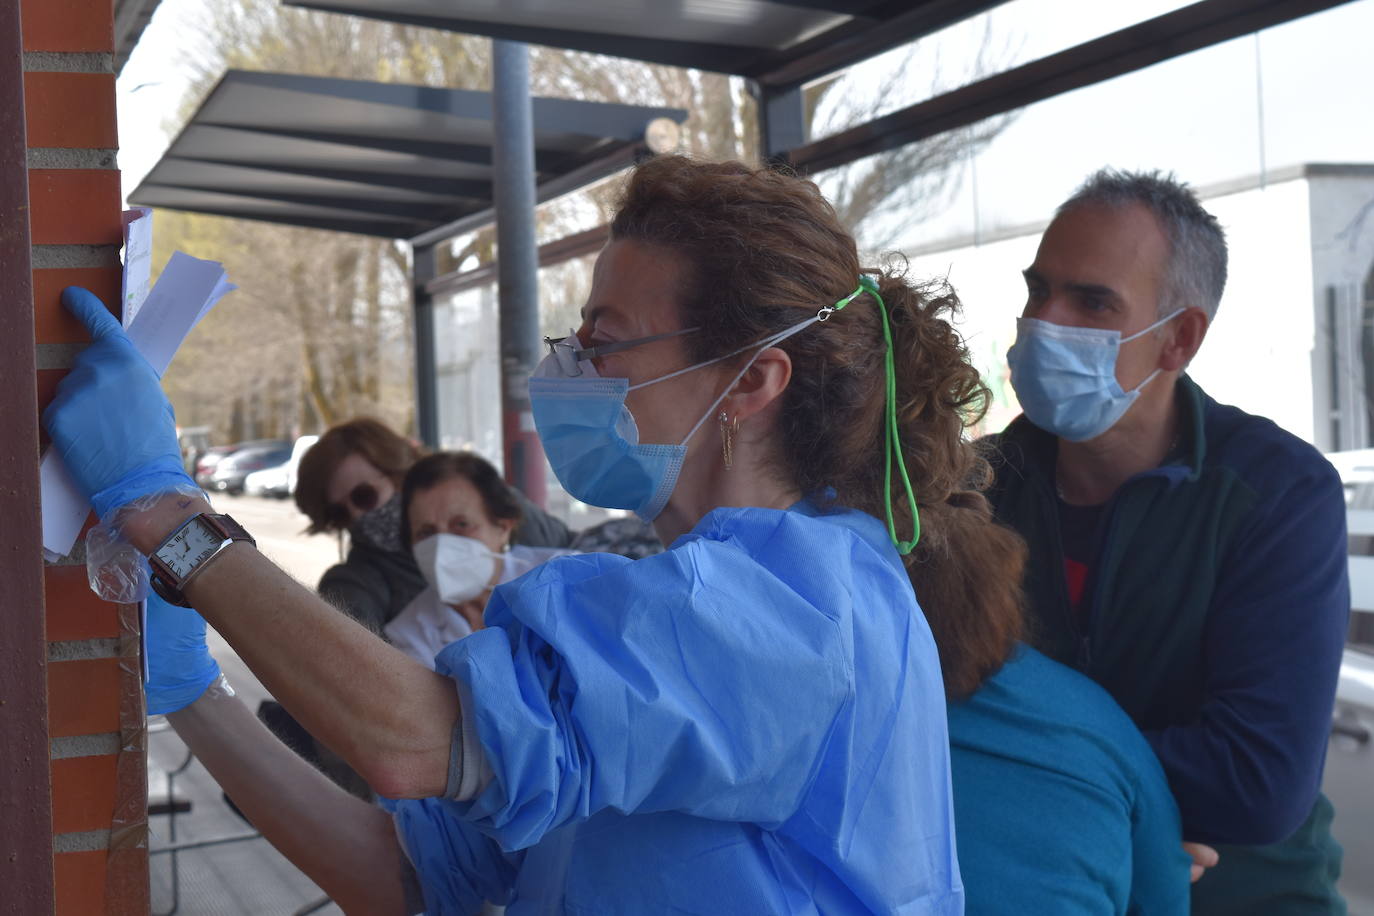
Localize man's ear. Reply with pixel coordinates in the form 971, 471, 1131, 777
724, 346, 793, 423
1160, 307, 1209, 372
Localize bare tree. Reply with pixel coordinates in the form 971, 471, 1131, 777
156, 0, 1018, 443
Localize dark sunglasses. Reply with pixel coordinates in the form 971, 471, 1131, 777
324, 481, 380, 530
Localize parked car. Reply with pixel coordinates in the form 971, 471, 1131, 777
284, 434, 319, 496
193, 445, 239, 488
193, 438, 289, 488
208, 443, 292, 495
243, 462, 290, 498
244, 434, 320, 499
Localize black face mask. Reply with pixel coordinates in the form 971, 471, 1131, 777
349, 493, 405, 554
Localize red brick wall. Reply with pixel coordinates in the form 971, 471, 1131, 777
21, 0, 150, 910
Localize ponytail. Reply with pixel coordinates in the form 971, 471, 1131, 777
848, 272, 1025, 698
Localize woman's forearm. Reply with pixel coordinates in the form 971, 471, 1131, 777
167, 685, 407, 913
182, 541, 459, 798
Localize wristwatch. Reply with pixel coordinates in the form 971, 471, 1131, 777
148, 513, 255, 607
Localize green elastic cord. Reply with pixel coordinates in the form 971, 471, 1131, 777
831, 276, 921, 555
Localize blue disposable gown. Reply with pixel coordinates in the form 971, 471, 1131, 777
390, 500, 961, 915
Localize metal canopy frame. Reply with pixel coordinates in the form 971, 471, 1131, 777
114, 0, 165, 73
281, 0, 1359, 165
788, 0, 1358, 175
128, 70, 687, 239
283, 0, 1007, 90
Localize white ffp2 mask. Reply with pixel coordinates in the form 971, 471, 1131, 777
412, 533, 499, 605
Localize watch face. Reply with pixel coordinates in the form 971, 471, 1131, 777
160, 518, 224, 580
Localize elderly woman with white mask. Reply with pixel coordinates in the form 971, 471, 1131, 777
386, 452, 574, 667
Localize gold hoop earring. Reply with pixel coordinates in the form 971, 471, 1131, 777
720, 411, 739, 470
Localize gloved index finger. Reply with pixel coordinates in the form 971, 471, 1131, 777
62, 286, 124, 342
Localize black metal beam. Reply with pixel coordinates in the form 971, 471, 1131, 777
148, 156, 497, 199
209, 70, 686, 147
492, 40, 547, 503
139, 181, 468, 223
125, 196, 425, 238
184, 123, 571, 172
286, 2, 774, 74
760, 0, 886, 11
408, 141, 644, 248
286, 0, 1004, 87
413, 244, 440, 447
757, 0, 1006, 89
425, 224, 611, 299
787, 0, 1358, 175
759, 85, 807, 162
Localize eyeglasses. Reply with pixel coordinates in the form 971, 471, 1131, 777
543, 326, 702, 376
324, 481, 380, 530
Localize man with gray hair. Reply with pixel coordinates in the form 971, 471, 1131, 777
983, 168, 1348, 912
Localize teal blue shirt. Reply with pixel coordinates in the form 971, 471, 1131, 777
948, 646, 1191, 915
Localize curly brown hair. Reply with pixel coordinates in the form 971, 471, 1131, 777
610, 156, 1025, 698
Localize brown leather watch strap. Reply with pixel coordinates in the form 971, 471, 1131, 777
148, 513, 255, 607
199, 513, 256, 546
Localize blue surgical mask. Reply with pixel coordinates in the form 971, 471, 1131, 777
529, 316, 821, 522
1006, 309, 1184, 442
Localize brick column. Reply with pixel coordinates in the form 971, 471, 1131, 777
19, 0, 150, 912
0, 0, 53, 908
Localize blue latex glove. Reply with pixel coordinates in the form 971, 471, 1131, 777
145, 592, 222, 716
42, 287, 194, 520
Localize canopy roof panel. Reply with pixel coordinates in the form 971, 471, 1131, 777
129, 70, 687, 238
282, 0, 1007, 87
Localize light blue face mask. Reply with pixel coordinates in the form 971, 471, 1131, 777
1006, 309, 1184, 442
528, 315, 823, 522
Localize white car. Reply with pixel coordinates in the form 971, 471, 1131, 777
243, 462, 290, 498
245, 434, 320, 499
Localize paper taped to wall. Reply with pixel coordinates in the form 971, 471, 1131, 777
121, 207, 152, 329
41, 251, 236, 559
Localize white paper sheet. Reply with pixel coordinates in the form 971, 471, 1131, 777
40, 251, 236, 559
121, 207, 152, 330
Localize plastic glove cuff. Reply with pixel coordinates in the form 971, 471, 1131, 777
91, 465, 199, 522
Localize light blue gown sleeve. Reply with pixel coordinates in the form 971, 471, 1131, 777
385, 796, 522, 916
433, 532, 852, 852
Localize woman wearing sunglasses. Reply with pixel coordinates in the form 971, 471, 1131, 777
45, 156, 1025, 914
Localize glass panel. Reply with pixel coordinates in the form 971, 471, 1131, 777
820, 1, 1374, 448
434, 284, 502, 466
807, 0, 1195, 141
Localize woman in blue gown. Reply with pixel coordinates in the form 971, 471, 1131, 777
44, 156, 1026, 914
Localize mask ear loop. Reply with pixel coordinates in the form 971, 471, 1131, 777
833, 276, 921, 555
676, 314, 822, 446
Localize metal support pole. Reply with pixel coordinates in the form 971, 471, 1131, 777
758, 83, 806, 164
412, 243, 440, 449
491, 39, 546, 505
